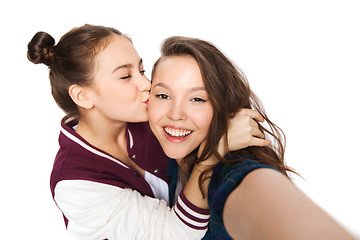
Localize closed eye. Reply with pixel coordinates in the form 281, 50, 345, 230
140, 70, 146, 75
120, 74, 131, 80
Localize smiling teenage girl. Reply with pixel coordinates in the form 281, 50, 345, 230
148, 36, 355, 240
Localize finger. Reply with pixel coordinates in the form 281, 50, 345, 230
249, 137, 272, 147
249, 118, 259, 128
238, 109, 265, 122
248, 119, 264, 135
251, 127, 265, 139
229, 115, 259, 131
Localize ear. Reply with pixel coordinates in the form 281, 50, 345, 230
68, 84, 94, 110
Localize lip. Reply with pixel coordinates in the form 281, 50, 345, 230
162, 125, 192, 143
144, 99, 149, 105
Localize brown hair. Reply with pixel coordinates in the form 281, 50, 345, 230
152, 36, 297, 195
27, 24, 127, 118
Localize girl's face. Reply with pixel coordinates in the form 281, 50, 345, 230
88, 36, 151, 123
148, 55, 213, 160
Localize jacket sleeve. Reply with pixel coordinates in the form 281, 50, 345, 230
54, 179, 210, 240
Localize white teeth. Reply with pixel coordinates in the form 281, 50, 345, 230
164, 127, 192, 137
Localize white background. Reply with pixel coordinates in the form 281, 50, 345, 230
1, 0, 359, 239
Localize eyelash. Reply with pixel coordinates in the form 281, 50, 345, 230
155, 94, 206, 103
191, 97, 206, 102
120, 69, 146, 80
120, 75, 131, 80
155, 94, 170, 100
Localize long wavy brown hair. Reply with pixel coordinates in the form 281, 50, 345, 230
152, 36, 297, 195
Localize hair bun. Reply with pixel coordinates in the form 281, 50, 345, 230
27, 31, 55, 66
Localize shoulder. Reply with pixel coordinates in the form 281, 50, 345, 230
126, 121, 163, 155
208, 158, 277, 213
212, 158, 275, 187
127, 121, 152, 137
206, 159, 280, 239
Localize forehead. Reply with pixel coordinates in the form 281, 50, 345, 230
95, 36, 140, 68
153, 55, 203, 86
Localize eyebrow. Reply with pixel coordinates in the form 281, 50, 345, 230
152, 82, 206, 92
112, 58, 143, 74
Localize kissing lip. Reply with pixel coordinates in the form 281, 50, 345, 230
144, 98, 149, 104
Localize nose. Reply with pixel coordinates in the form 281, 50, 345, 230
137, 74, 151, 92
167, 99, 186, 121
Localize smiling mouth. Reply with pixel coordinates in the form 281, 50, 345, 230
163, 126, 192, 137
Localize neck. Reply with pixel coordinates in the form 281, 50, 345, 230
76, 112, 128, 155
74, 111, 145, 177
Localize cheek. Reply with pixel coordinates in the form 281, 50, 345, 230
99, 84, 123, 101
148, 100, 163, 126
192, 107, 213, 134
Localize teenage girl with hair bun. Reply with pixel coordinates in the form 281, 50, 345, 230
27, 24, 268, 240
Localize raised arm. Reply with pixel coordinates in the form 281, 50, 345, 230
223, 168, 355, 240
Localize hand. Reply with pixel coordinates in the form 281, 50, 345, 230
218, 109, 271, 156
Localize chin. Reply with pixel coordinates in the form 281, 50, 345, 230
162, 147, 189, 160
